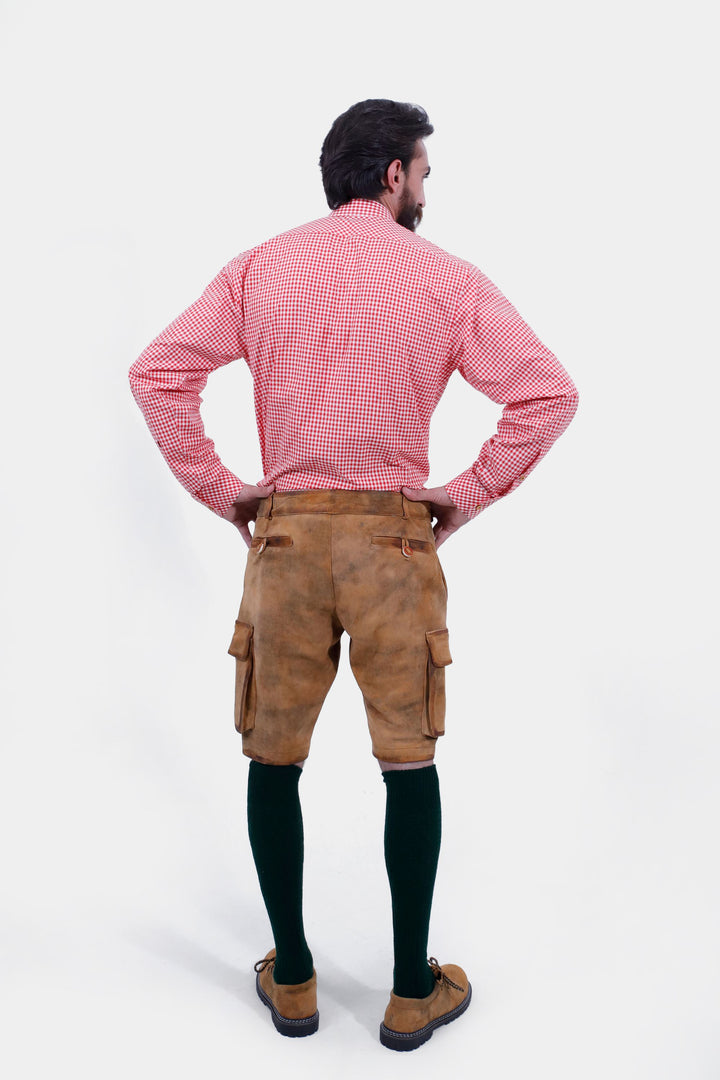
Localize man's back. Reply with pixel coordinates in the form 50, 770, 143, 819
232, 198, 470, 492
130, 197, 576, 519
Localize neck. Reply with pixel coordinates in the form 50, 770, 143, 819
377, 191, 399, 222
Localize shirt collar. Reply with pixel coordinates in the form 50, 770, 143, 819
332, 198, 395, 222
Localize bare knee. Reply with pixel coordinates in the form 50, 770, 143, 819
377, 758, 435, 771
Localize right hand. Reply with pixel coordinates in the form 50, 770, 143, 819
222, 482, 276, 548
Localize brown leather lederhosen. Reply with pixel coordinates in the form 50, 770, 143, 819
228, 490, 452, 764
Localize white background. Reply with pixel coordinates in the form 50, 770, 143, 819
1, 1, 718, 1077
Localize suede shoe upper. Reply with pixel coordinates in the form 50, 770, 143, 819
254, 948, 317, 1021
383, 957, 469, 1035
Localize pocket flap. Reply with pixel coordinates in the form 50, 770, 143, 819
228, 620, 254, 660
425, 627, 452, 667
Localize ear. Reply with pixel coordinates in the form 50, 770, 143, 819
382, 157, 406, 194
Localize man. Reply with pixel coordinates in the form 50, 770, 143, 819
129, 98, 578, 1051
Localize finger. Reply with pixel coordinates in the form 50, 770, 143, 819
239, 523, 252, 547
404, 484, 450, 505
401, 486, 426, 500
434, 522, 453, 547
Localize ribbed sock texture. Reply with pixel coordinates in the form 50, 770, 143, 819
247, 761, 313, 985
383, 765, 442, 998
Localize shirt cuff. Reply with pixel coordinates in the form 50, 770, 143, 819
194, 470, 245, 517
445, 471, 498, 519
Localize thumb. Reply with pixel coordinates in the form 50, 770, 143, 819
401, 485, 426, 500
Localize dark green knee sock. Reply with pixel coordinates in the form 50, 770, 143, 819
382, 765, 442, 999
247, 761, 313, 985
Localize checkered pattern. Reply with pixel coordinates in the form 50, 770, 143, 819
129, 199, 578, 519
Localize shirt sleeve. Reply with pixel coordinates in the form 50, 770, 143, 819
128, 258, 249, 517
444, 267, 579, 518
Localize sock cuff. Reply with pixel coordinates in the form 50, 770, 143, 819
382, 764, 439, 794
248, 760, 302, 795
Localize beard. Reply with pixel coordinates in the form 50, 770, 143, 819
396, 191, 423, 232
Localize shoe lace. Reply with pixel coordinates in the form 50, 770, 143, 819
254, 956, 275, 973
428, 956, 464, 992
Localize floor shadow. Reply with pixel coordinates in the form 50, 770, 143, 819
121, 901, 392, 1041
310, 950, 387, 1040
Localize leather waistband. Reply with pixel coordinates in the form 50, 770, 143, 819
257, 489, 432, 520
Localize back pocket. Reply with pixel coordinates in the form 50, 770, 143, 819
422, 628, 452, 737
250, 535, 293, 555
371, 534, 434, 559
227, 620, 257, 733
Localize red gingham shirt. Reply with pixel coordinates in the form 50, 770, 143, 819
129, 199, 578, 520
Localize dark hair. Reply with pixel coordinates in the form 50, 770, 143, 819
319, 99, 434, 210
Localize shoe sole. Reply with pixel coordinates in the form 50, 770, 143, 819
255, 973, 320, 1037
379, 982, 472, 1051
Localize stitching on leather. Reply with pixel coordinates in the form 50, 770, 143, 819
381, 989, 470, 1039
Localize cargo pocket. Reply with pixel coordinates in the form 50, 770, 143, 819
227, 620, 257, 733
422, 628, 452, 737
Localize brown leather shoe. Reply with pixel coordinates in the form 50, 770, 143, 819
254, 949, 319, 1037
380, 957, 472, 1051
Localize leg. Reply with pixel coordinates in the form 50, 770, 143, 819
381, 761, 442, 998
247, 760, 314, 985
331, 506, 449, 1000
233, 513, 339, 987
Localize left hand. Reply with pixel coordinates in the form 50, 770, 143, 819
222, 482, 276, 548
401, 484, 473, 548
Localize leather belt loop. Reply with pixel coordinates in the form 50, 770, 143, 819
401, 493, 408, 519
267, 492, 274, 519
